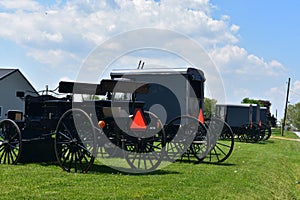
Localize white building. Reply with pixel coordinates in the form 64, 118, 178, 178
0, 68, 37, 120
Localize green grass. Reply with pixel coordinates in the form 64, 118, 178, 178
272, 128, 300, 139
0, 129, 299, 199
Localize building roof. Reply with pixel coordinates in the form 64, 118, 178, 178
0, 68, 17, 80
0, 68, 38, 94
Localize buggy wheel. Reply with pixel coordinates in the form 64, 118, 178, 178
202, 118, 234, 163
55, 109, 96, 173
0, 119, 22, 164
124, 111, 165, 172
244, 123, 260, 143
165, 115, 204, 162
190, 119, 211, 161
262, 124, 272, 140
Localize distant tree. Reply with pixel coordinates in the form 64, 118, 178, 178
286, 102, 300, 130
241, 97, 263, 106
204, 97, 217, 119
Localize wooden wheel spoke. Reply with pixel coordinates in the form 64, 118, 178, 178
3, 150, 7, 164
11, 148, 18, 158
0, 149, 6, 162
212, 147, 219, 161
7, 142, 19, 150
137, 153, 142, 169
130, 151, 138, 166
147, 153, 154, 167
68, 152, 74, 172
62, 150, 71, 165
214, 144, 228, 157
143, 154, 147, 170
215, 141, 231, 148
78, 155, 85, 172
57, 131, 72, 141
57, 141, 71, 145
9, 150, 16, 164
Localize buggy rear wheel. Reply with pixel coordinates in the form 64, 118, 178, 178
165, 115, 206, 162
188, 117, 210, 161
0, 119, 22, 164
55, 109, 96, 173
202, 117, 234, 163
261, 123, 272, 140
123, 111, 166, 173
244, 123, 260, 143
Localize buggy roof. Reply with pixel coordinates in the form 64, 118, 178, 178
216, 104, 268, 109
58, 79, 149, 95
110, 67, 205, 82
216, 104, 255, 108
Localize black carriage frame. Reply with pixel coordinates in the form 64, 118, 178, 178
0, 67, 235, 173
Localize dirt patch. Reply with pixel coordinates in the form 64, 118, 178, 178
271, 136, 300, 142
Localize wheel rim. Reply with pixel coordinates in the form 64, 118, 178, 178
203, 118, 234, 163
165, 115, 204, 162
0, 119, 22, 164
262, 124, 272, 140
174, 116, 210, 161
55, 109, 96, 173
124, 111, 165, 173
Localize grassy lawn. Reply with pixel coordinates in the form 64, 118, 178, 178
0, 129, 299, 199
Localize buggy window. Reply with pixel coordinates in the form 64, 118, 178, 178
113, 92, 132, 101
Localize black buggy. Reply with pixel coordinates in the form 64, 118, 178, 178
110, 67, 234, 163
215, 104, 272, 143
0, 79, 166, 173
0, 67, 235, 173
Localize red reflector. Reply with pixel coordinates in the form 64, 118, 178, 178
198, 108, 205, 124
98, 120, 106, 128
130, 109, 147, 131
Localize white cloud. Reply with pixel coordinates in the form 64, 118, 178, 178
0, 0, 41, 11
0, 0, 242, 70
0, 0, 239, 47
209, 45, 287, 77
0, 0, 290, 115
289, 80, 300, 104
230, 24, 240, 33
42, 31, 63, 42
292, 80, 300, 91
26, 48, 81, 70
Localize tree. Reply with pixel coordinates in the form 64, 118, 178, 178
286, 102, 300, 130
241, 97, 263, 106
204, 97, 217, 119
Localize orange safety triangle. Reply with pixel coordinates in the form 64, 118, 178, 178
130, 109, 147, 131
198, 108, 205, 124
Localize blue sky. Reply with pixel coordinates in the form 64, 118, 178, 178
212, 0, 300, 72
211, 0, 300, 117
0, 0, 299, 119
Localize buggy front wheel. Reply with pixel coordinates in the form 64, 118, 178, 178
0, 119, 22, 164
123, 111, 166, 173
202, 117, 234, 163
55, 109, 96, 173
